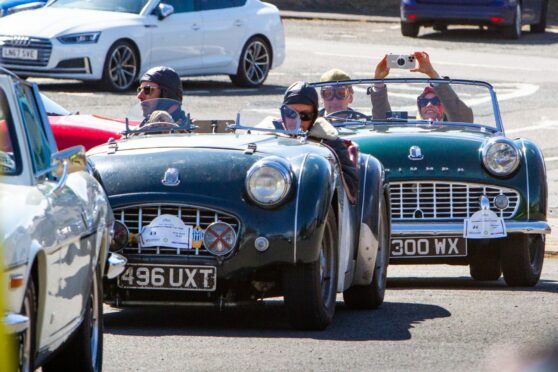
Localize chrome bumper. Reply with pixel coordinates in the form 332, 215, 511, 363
3, 312, 29, 334
106, 252, 127, 279
392, 221, 551, 236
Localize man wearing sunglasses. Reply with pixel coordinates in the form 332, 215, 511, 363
283, 81, 359, 201
318, 69, 354, 117
136, 66, 188, 127
370, 51, 473, 123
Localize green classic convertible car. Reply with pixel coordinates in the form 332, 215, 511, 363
89, 99, 390, 330
311, 78, 551, 287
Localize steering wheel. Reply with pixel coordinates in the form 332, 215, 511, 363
135, 121, 180, 135
325, 109, 369, 121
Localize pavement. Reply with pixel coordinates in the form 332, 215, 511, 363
281, 9, 558, 257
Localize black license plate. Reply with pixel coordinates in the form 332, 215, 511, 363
390, 236, 467, 258
117, 264, 216, 291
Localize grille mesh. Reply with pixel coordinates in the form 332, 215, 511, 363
0, 36, 52, 67
115, 204, 240, 256
389, 181, 520, 221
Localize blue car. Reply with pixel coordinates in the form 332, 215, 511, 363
0, 0, 45, 17
400, 0, 548, 39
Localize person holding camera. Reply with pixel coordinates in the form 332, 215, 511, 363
370, 51, 473, 123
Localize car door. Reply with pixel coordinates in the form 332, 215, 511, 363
147, 0, 204, 73
196, 0, 248, 69
16, 83, 89, 342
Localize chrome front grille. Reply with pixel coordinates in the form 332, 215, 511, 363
0, 36, 52, 67
115, 204, 240, 256
389, 181, 520, 221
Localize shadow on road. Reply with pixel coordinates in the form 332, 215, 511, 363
387, 276, 558, 294
103, 300, 449, 341
419, 28, 558, 45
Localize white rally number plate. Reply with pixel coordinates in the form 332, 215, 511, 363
2, 47, 38, 60
390, 236, 467, 258
118, 264, 216, 291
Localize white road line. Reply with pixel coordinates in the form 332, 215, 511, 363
546, 156, 558, 163
314, 51, 547, 72
507, 120, 558, 134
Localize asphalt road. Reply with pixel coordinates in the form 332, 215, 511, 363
102, 260, 558, 371
29, 18, 558, 371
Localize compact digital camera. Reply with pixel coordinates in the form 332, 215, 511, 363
387, 54, 416, 69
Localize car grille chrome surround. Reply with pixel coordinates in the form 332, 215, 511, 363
114, 204, 240, 256
0, 36, 52, 67
389, 181, 520, 221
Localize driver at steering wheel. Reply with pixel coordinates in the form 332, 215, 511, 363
318, 68, 355, 118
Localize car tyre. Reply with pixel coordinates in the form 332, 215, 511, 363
501, 234, 544, 287
42, 265, 103, 372
343, 194, 389, 309
433, 24, 447, 32
469, 244, 502, 281
19, 279, 36, 372
101, 40, 139, 92
283, 206, 338, 330
229, 36, 271, 87
503, 3, 522, 39
530, 0, 547, 33
401, 21, 420, 37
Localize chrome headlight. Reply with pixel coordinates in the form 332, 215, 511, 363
245, 157, 292, 207
57, 32, 101, 44
482, 138, 520, 176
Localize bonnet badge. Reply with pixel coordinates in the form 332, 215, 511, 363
408, 146, 424, 161
162, 168, 180, 187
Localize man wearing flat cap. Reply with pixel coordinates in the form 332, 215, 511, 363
318, 68, 354, 117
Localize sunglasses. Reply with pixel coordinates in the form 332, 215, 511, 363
137, 85, 159, 95
283, 108, 315, 121
417, 96, 441, 107
321, 86, 351, 101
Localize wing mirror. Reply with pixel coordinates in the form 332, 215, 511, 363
156, 3, 174, 20
50, 145, 86, 194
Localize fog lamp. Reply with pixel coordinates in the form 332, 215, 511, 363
110, 221, 129, 252
493, 194, 509, 210
254, 237, 270, 252
203, 222, 237, 256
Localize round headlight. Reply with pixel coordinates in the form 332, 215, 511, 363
482, 138, 520, 176
245, 157, 292, 207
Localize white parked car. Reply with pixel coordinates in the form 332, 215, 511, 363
0, 68, 125, 371
0, 0, 286, 91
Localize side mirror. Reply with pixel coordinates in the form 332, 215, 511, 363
50, 145, 86, 194
156, 3, 174, 20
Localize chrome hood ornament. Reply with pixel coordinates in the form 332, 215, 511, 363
161, 168, 180, 187
408, 146, 424, 160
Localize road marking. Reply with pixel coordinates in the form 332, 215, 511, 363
545, 156, 558, 163
507, 120, 558, 134
314, 52, 548, 72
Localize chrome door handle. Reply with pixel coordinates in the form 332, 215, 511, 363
234, 19, 243, 27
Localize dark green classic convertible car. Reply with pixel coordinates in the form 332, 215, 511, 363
312, 78, 551, 287
89, 99, 390, 330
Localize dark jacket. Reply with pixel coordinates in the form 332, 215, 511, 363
308, 118, 359, 203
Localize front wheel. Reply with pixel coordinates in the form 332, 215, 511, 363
469, 244, 502, 281
343, 194, 389, 309
530, 0, 547, 33
501, 234, 545, 287
101, 40, 139, 92
401, 21, 420, 37
18, 279, 36, 372
43, 265, 103, 372
283, 207, 338, 330
229, 37, 271, 87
